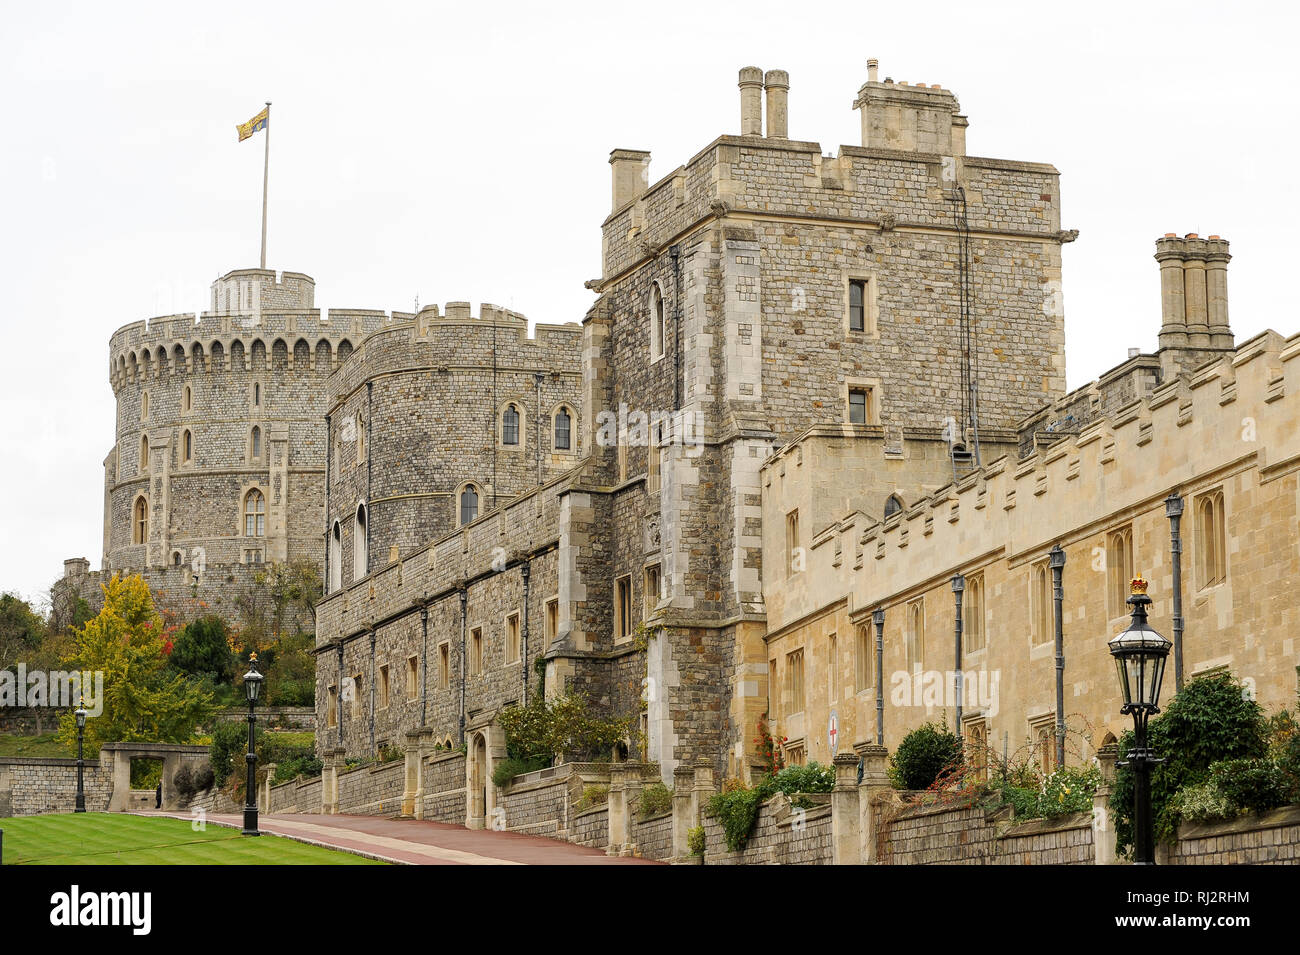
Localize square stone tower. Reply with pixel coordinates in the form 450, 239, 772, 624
565, 62, 1073, 780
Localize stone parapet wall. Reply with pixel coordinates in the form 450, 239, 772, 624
1168, 805, 1300, 865
0, 758, 112, 816
697, 795, 833, 865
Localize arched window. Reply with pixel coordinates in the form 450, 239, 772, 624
650, 285, 665, 360
244, 489, 265, 537
356, 416, 366, 465
554, 407, 572, 451
253, 381, 261, 407
353, 503, 368, 581
182, 385, 192, 413
172, 551, 183, 567
182, 429, 193, 464
141, 391, 150, 420
502, 404, 520, 446
459, 485, 479, 527
251, 426, 262, 460
329, 521, 342, 592
133, 496, 148, 545
884, 494, 903, 518
140, 435, 149, 470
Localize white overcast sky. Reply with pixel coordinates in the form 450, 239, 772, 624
2, 1, 1296, 604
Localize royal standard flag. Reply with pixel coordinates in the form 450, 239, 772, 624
237, 106, 269, 142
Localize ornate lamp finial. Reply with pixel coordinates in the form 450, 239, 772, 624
1130, 575, 1148, 596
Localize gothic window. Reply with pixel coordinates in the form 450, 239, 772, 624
251, 425, 262, 461
554, 406, 572, 451
827, 633, 839, 703
353, 503, 368, 581
439, 643, 450, 688
906, 599, 924, 673
253, 381, 261, 408
614, 575, 633, 641
406, 656, 419, 700
650, 284, 666, 361
182, 385, 192, 414
786, 510, 800, 575
133, 496, 148, 545
459, 485, 480, 526
506, 612, 521, 664
141, 390, 150, 420
786, 648, 805, 715
643, 564, 661, 617
855, 622, 873, 692
329, 521, 342, 592
244, 489, 265, 537
140, 435, 149, 470
1107, 526, 1133, 617
470, 628, 483, 675
182, 429, 193, 464
545, 597, 559, 645
884, 494, 903, 518
1031, 559, 1052, 645
502, 404, 520, 446
964, 574, 985, 653
1196, 489, 1227, 589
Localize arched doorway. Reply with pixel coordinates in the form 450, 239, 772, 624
468, 732, 489, 829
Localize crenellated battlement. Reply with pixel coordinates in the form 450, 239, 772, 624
851, 327, 1300, 604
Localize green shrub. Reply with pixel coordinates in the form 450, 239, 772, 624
1039, 765, 1101, 816
171, 765, 195, 798
209, 721, 263, 787
687, 825, 706, 856
1110, 671, 1267, 852
1208, 757, 1290, 814
889, 722, 963, 790
169, 616, 234, 684
1169, 781, 1237, 825
575, 784, 608, 811
272, 755, 323, 784
705, 783, 768, 852
770, 761, 835, 796
497, 693, 633, 763
491, 756, 548, 788
194, 765, 215, 791
638, 782, 673, 818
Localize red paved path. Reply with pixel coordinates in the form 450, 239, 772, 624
135, 811, 663, 865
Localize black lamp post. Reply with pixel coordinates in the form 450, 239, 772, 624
241, 653, 264, 836
872, 607, 885, 746
951, 574, 965, 731
74, 697, 87, 814
1108, 575, 1172, 865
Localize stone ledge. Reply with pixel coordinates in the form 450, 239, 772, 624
1177, 803, 1300, 841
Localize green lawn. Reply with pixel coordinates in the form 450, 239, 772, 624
0, 733, 72, 758
0, 813, 385, 865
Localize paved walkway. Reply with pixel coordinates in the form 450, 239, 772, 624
134, 811, 662, 865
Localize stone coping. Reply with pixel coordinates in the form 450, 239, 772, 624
0, 756, 83, 767
1177, 803, 1300, 841
998, 810, 1092, 840
573, 802, 609, 820
99, 742, 210, 754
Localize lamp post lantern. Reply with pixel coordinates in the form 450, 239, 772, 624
74, 696, 87, 813
1108, 575, 1172, 865
241, 653, 265, 836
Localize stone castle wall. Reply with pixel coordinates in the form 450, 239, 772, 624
324, 306, 582, 590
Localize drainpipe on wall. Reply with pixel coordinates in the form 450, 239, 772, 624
369, 630, 376, 756
670, 244, 682, 413
365, 381, 373, 577
323, 412, 331, 594
336, 641, 344, 750
872, 607, 885, 746
534, 373, 543, 486
458, 588, 468, 746
1050, 544, 1066, 770
951, 575, 965, 733
419, 606, 429, 727
521, 560, 531, 706
1165, 492, 1185, 691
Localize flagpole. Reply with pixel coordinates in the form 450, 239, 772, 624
260, 101, 271, 270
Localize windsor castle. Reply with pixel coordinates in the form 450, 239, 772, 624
59, 61, 1300, 834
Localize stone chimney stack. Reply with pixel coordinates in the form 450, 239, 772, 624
609, 148, 651, 212
739, 66, 764, 136
764, 69, 789, 138
867, 58, 879, 83
1155, 233, 1234, 374
853, 59, 965, 156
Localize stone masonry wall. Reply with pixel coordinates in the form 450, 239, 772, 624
0, 758, 112, 816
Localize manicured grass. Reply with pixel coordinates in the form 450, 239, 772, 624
0, 732, 72, 758
0, 813, 385, 865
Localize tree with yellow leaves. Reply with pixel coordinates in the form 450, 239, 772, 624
56, 574, 212, 755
